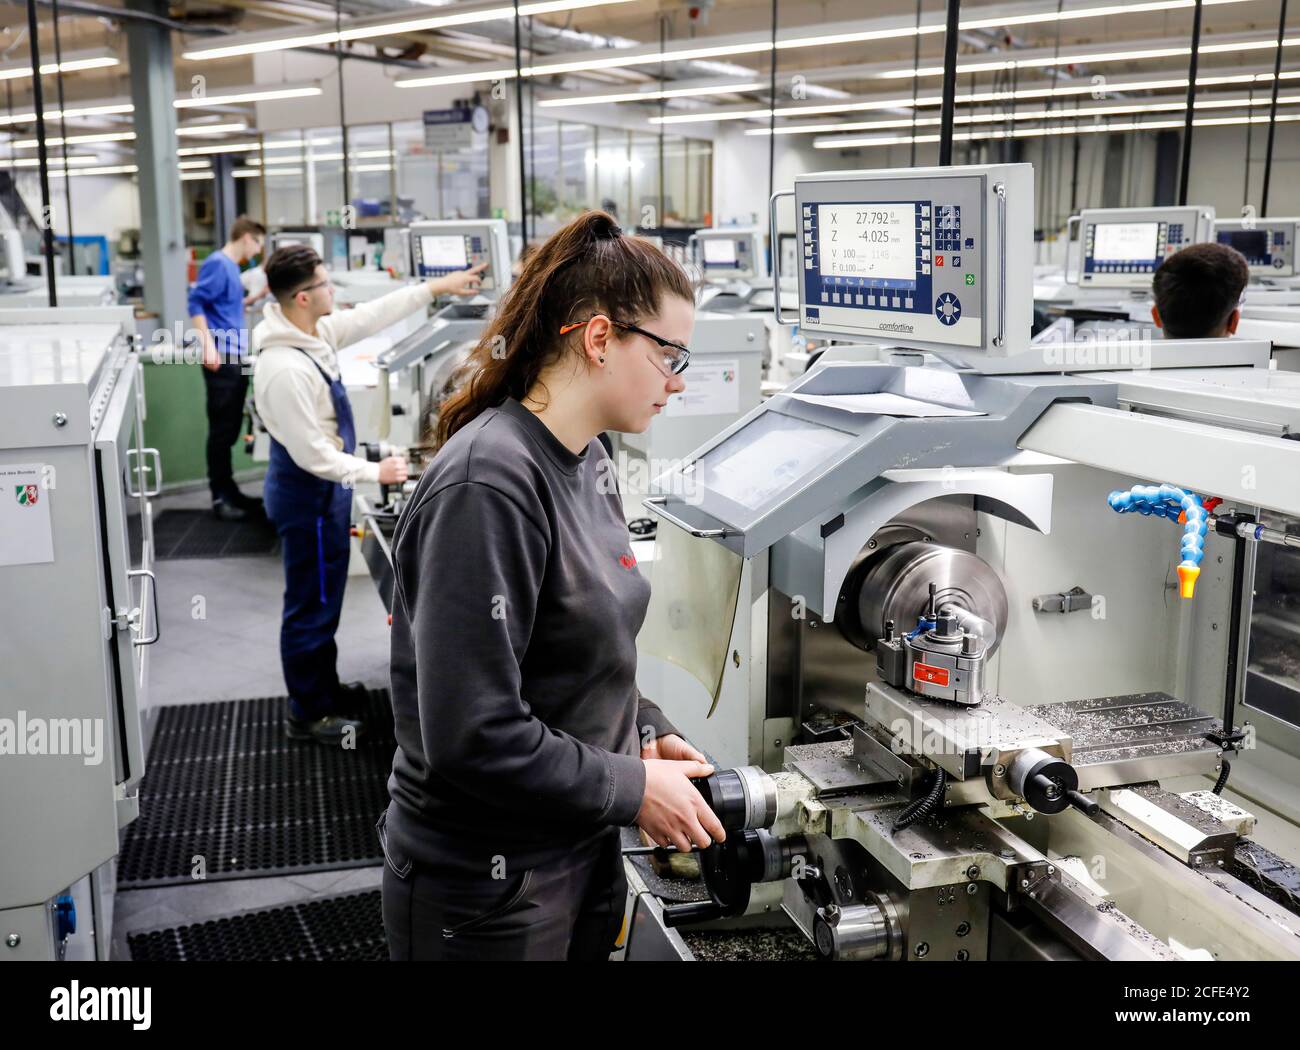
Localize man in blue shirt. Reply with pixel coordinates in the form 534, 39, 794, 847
190, 215, 266, 521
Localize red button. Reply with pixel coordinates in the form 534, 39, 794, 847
936, 255, 944, 266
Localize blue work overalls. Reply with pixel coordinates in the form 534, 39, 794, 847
263, 348, 356, 721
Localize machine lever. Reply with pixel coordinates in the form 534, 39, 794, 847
621, 844, 700, 857
1032, 586, 1093, 614
1066, 789, 1099, 816
661, 900, 723, 929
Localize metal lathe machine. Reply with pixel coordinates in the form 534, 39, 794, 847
623, 163, 1300, 962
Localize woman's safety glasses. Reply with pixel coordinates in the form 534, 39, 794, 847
560, 315, 691, 376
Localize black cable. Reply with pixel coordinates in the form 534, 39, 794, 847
1041, 0, 1064, 239
1009, 63, 1020, 164
1213, 758, 1231, 795
657, 15, 665, 228
1261, 0, 1289, 214
24, 0, 57, 306
335, 0, 349, 240
966, 71, 975, 164
5, 80, 19, 234
513, 0, 528, 245
910, 0, 922, 166
938, 0, 960, 165
1244, 79, 1256, 208
1177, 0, 1203, 206
527, 15, 535, 229
892, 767, 947, 833
51, 0, 74, 275
767, 0, 777, 207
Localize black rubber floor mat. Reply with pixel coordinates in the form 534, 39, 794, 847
117, 690, 395, 888
126, 889, 387, 961
152, 508, 279, 559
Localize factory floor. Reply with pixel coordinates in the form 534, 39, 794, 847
109, 482, 393, 961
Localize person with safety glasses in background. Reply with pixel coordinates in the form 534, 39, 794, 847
252, 245, 484, 744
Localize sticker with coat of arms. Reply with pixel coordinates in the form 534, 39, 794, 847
0, 465, 54, 566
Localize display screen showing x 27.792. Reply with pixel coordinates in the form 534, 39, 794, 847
798, 177, 985, 349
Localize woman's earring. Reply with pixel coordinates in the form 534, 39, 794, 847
598, 355, 605, 364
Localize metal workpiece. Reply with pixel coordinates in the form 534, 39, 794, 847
853, 542, 1009, 655
1097, 785, 1239, 866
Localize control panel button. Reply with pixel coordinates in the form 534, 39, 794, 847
935, 293, 961, 326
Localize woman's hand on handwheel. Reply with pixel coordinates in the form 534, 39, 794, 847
636, 759, 725, 854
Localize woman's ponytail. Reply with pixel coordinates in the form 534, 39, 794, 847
432, 211, 693, 448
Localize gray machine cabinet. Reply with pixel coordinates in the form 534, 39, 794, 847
0, 321, 152, 960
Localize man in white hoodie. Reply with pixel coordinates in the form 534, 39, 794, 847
253, 245, 485, 743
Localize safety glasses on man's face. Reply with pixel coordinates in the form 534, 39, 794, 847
559, 315, 691, 375
294, 279, 332, 297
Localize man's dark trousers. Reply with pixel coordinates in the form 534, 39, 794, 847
203, 361, 248, 501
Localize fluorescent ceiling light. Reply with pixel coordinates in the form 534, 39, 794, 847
396, 67, 516, 88
232, 169, 261, 178
11, 131, 136, 147
880, 37, 1300, 79
395, 0, 1259, 88
3, 155, 99, 168
0, 51, 119, 82
671, 69, 1300, 127
352, 164, 393, 172
252, 148, 393, 165
8, 125, 251, 150
537, 82, 766, 108
763, 92, 1300, 137
180, 171, 215, 181
0, 86, 316, 127
173, 85, 322, 108
178, 159, 213, 170
183, 0, 636, 61
0, 102, 134, 127
48, 164, 139, 178
177, 142, 262, 156
814, 111, 1300, 149
176, 122, 249, 137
